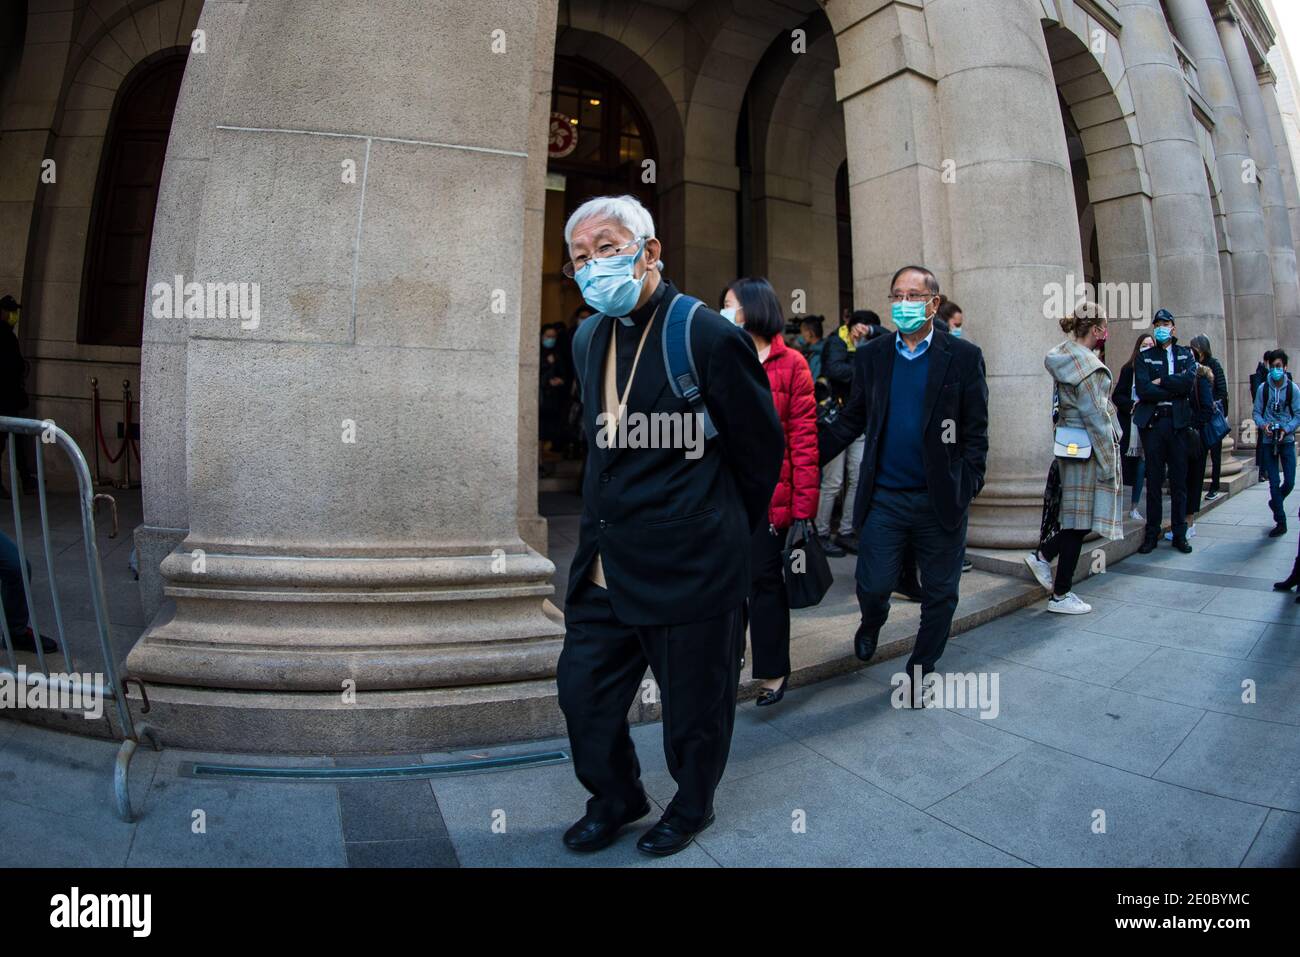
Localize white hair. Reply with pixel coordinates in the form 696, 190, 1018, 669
564, 194, 656, 248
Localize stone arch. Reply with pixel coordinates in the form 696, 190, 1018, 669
552, 25, 688, 275
1042, 12, 1158, 369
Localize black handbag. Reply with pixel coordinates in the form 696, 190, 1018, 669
1201, 399, 1230, 449
783, 519, 833, 609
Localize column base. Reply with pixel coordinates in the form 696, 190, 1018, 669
126, 678, 566, 754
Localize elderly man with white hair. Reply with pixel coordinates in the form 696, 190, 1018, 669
556, 194, 783, 856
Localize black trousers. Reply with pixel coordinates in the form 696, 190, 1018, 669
1142, 413, 1188, 540
1039, 527, 1087, 597
748, 524, 790, 680
854, 486, 965, 676
557, 577, 744, 829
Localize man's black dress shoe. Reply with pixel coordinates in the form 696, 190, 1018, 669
636, 812, 715, 857
1268, 523, 1288, 538
11, 629, 57, 655
1171, 538, 1193, 554
835, 533, 858, 555
1137, 536, 1157, 554
853, 621, 879, 662
562, 799, 651, 852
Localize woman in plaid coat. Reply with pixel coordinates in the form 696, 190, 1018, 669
1024, 306, 1123, 614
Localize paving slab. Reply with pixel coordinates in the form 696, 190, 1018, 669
1153, 711, 1300, 811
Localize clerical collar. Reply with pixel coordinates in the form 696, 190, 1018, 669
618, 279, 668, 327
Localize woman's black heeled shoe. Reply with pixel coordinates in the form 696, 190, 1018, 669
756, 676, 789, 707
1273, 557, 1300, 591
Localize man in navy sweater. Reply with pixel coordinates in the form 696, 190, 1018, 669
819, 266, 989, 703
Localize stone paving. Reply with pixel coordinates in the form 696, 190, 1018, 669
1, 483, 1298, 867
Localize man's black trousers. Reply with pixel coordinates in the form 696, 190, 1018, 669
853, 486, 966, 676
1142, 412, 1188, 540
557, 577, 744, 829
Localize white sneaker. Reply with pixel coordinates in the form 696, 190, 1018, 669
1024, 551, 1054, 592
1129, 508, 1143, 522
1047, 592, 1092, 615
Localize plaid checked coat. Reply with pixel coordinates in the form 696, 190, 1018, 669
1045, 340, 1124, 540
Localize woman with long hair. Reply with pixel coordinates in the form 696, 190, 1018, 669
1189, 334, 1229, 501
723, 277, 819, 705
1025, 305, 1124, 614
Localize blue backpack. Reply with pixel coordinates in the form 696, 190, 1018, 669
571, 293, 718, 440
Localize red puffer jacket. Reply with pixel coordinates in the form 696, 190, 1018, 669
761, 335, 820, 529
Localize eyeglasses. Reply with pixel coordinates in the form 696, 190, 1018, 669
886, 293, 934, 303
563, 238, 646, 279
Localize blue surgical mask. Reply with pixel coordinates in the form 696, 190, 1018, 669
891, 299, 930, 334
542, 337, 557, 349
574, 240, 647, 317
720, 307, 741, 326
1270, 367, 1286, 383
950, 326, 963, 338
1153, 325, 1172, 343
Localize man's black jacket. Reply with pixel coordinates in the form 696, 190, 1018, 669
1134, 341, 1197, 430
819, 328, 989, 533
567, 280, 784, 626
822, 331, 854, 406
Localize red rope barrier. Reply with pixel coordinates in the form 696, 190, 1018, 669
91, 386, 129, 464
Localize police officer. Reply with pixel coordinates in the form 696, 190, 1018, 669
1134, 309, 1198, 554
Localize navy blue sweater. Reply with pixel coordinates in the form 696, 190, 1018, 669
877, 348, 930, 490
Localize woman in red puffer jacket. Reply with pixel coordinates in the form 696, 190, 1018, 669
722, 278, 819, 707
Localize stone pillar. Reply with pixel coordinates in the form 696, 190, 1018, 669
825, 0, 950, 314
929, 0, 1084, 547
1115, 0, 1226, 342
1216, 2, 1300, 356
1168, 0, 1276, 420
126, 0, 565, 753
1258, 65, 1300, 293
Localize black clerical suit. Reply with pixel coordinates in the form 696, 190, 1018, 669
1134, 339, 1197, 542
558, 279, 783, 830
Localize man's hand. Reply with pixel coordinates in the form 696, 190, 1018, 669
850, 322, 869, 343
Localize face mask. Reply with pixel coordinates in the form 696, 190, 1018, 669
950, 327, 963, 338
891, 298, 931, 334
574, 240, 647, 317
1153, 326, 1172, 344
720, 307, 741, 326
1271, 367, 1286, 383
541, 337, 557, 349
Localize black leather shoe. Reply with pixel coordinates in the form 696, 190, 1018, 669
1137, 536, 1158, 554
835, 533, 858, 555
11, 629, 57, 655
636, 812, 715, 857
1268, 523, 1288, 538
563, 799, 651, 852
1274, 558, 1300, 590
820, 535, 845, 558
1172, 538, 1193, 554
755, 676, 788, 707
853, 621, 879, 661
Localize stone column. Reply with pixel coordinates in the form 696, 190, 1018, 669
1258, 64, 1300, 293
1115, 0, 1226, 341
127, 0, 565, 753
1216, 2, 1300, 356
929, 0, 1085, 547
1167, 0, 1276, 420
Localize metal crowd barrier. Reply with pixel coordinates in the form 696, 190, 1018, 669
0, 415, 159, 822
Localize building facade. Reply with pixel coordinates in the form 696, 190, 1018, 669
2, 0, 1299, 750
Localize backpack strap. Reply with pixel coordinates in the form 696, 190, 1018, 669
660, 293, 717, 440
570, 311, 605, 390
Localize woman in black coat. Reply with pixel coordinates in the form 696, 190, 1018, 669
1190, 335, 1228, 499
